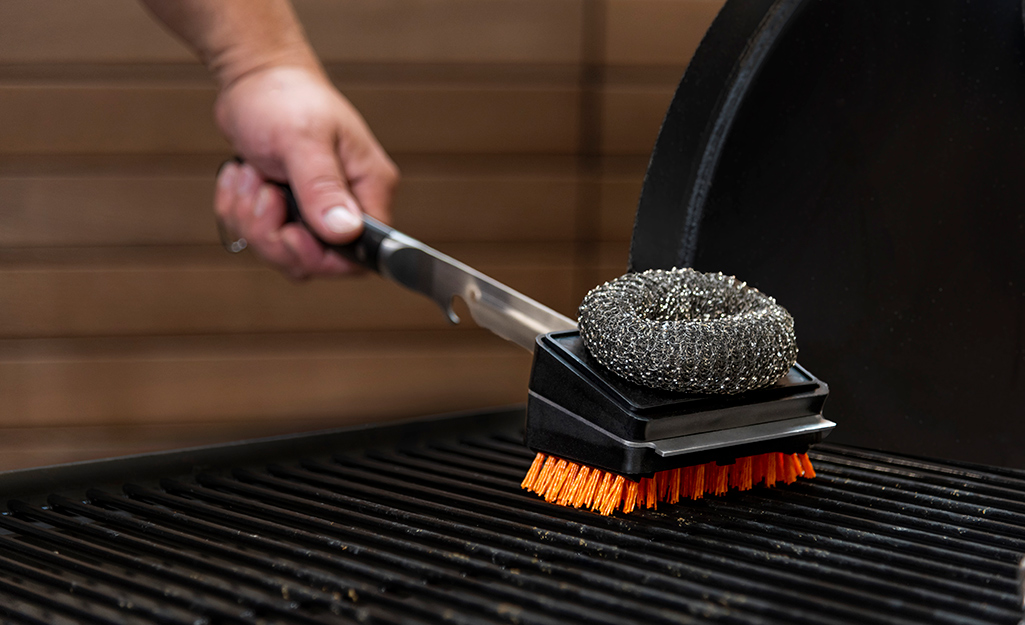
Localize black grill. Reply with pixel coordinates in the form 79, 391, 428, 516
0, 408, 1022, 624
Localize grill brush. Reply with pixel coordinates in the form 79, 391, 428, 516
271, 186, 834, 514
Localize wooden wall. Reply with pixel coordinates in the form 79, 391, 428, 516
0, 0, 723, 470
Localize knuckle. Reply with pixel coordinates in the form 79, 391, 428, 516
300, 174, 346, 199
381, 160, 401, 187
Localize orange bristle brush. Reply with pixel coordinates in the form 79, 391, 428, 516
520, 328, 832, 516
521, 450, 816, 515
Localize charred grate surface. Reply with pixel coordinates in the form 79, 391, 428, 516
1, 437, 1023, 625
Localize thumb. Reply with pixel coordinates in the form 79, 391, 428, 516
283, 140, 363, 244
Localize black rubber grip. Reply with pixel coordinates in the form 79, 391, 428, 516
278, 182, 392, 271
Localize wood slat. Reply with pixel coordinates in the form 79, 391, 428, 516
601, 84, 677, 154
0, 83, 580, 155
605, 0, 725, 66
0, 1, 194, 64
0, 0, 584, 65
0, 330, 531, 428
0, 244, 575, 339
0, 155, 580, 247
598, 155, 649, 241
297, 0, 584, 65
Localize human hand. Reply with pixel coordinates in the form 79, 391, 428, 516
213, 66, 399, 279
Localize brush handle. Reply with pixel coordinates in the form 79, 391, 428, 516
277, 182, 392, 272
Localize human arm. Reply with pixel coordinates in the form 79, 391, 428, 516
140, 0, 399, 278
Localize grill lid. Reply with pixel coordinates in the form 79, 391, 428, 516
0, 407, 1022, 624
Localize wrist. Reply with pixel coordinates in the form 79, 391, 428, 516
210, 39, 325, 92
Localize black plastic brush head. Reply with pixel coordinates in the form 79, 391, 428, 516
525, 331, 833, 481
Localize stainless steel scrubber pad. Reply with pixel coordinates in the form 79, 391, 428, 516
578, 268, 798, 394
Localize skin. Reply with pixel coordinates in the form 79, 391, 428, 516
140, 0, 399, 279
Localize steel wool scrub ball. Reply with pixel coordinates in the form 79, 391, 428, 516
577, 268, 798, 395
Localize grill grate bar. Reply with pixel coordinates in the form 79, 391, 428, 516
0, 585, 156, 625
459, 436, 540, 459
738, 485, 1025, 557
815, 445, 1025, 489
365, 446, 1023, 590
300, 452, 1023, 622
0, 511, 340, 625
0, 525, 278, 625
205, 470, 869, 625
138, 480, 683, 625
0, 558, 195, 625
45, 495, 475, 625
809, 456, 1025, 516
336, 447, 1025, 565
372, 446, 1025, 576
0, 425, 1023, 625
84, 488, 619, 625
0, 589, 110, 625
781, 478, 1025, 547
5, 501, 381, 624
369, 444, 1016, 586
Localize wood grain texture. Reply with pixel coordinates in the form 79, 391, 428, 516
598, 156, 649, 241
0, 244, 576, 338
0, 1, 194, 64
0, 0, 584, 65
0, 331, 531, 428
297, 0, 584, 64
0, 83, 580, 155
601, 84, 677, 154
605, 0, 724, 66
0, 155, 579, 247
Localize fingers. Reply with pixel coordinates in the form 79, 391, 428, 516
347, 151, 399, 225
282, 139, 365, 245
333, 103, 400, 225
215, 161, 359, 279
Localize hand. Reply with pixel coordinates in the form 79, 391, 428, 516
213, 65, 399, 279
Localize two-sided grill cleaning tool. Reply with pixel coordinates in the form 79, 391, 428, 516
278, 187, 834, 515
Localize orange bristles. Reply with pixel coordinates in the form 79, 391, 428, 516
591, 472, 614, 513
622, 480, 640, 514
691, 464, 705, 500
556, 463, 582, 505
521, 452, 545, 489
521, 451, 818, 515
798, 453, 816, 478
666, 468, 681, 504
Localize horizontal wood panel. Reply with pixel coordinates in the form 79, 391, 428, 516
605, 0, 724, 66
0, 330, 531, 428
0, 1, 193, 64
601, 85, 676, 154
0, 245, 576, 338
354, 85, 580, 154
298, 0, 584, 65
0, 163, 579, 247
0, 84, 224, 153
1, 175, 217, 246
599, 156, 649, 240
0, 83, 580, 155
0, 0, 583, 65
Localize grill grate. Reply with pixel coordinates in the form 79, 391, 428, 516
0, 416, 1023, 625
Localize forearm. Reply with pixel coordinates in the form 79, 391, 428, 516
139, 0, 323, 89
